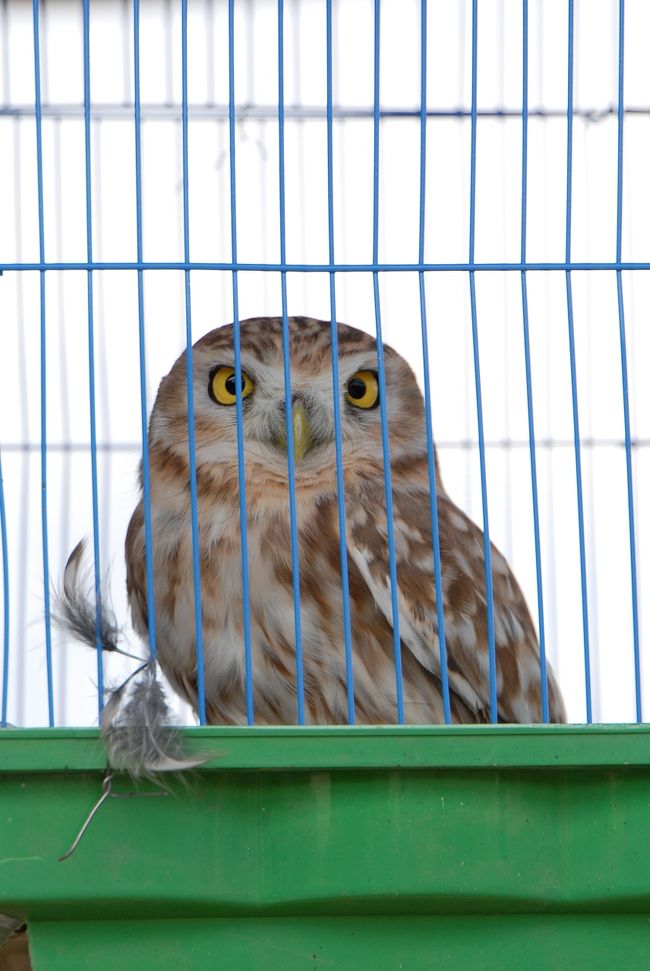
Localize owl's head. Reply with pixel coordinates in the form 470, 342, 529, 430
150, 316, 428, 495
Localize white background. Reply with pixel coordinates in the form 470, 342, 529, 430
1, 0, 650, 725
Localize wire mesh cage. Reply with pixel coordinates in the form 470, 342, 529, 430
1, 0, 649, 731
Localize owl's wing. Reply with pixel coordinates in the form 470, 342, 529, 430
345, 482, 563, 723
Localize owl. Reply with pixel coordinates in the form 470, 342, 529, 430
122, 316, 565, 726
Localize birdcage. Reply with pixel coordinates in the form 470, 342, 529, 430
2, 0, 650, 968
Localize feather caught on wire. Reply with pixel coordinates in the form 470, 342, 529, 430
53, 539, 207, 778
100, 658, 207, 777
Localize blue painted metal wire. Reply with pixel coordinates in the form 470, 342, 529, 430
181, 0, 206, 725
372, 0, 404, 724
8, 90, 29, 729
615, 0, 641, 722
32, 0, 54, 727
277, 0, 305, 724
133, 0, 157, 664
326, 0, 355, 724
228, 0, 255, 725
82, 0, 105, 714
564, 0, 592, 723
520, 0, 549, 722
468, 0, 497, 723
418, 0, 451, 725
4, 260, 650, 274
3, 0, 646, 730
0, 447, 9, 726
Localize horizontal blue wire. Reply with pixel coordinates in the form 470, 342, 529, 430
181, 0, 206, 725
615, 0, 641, 722
564, 0, 592, 723
32, 0, 54, 727
520, 0, 549, 722
5, 260, 650, 273
82, 0, 104, 715
277, 0, 305, 725
418, 0, 450, 724
468, 0, 497, 723
326, 0, 355, 725
0, 447, 9, 726
133, 0, 157, 664
372, 0, 404, 725
228, 0, 254, 725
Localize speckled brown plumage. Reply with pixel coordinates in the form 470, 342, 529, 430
125, 316, 565, 725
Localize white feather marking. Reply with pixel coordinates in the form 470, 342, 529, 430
346, 525, 485, 716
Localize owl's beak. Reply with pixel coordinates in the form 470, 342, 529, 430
278, 400, 313, 462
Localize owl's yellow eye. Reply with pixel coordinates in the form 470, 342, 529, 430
345, 370, 379, 409
208, 365, 255, 406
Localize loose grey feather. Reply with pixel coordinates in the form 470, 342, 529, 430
54, 539, 123, 655
101, 659, 207, 778
53, 539, 207, 777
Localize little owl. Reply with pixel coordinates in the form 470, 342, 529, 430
118, 316, 564, 726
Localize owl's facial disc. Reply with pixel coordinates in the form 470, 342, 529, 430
202, 348, 384, 467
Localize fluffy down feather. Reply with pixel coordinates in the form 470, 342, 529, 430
54, 542, 206, 777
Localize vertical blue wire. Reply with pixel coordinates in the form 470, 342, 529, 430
82, 0, 104, 715
468, 0, 497, 722
418, 0, 450, 724
564, 0, 592, 722
228, 0, 254, 724
52, 121, 71, 722
615, 0, 641, 722
520, 0, 548, 722
133, 0, 157, 663
277, 0, 305, 724
0, 448, 9, 726
32, 0, 54, 726
9, 59, 30, 726
326, 0, 355, 724
372, 0, 404, 724
181, 0, 206, 724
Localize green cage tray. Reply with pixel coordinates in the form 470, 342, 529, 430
1, 725, 650, 969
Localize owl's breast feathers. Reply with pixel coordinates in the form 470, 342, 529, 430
125, 447, 564, 726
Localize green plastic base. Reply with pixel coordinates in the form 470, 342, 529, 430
2, 725, 650, 969
27, 915, 650, 971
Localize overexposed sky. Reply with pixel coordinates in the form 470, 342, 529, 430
1, 0, 650, 725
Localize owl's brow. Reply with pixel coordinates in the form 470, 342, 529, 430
339, 352, 384, 376
209, 358, 253, 371
205, 355, 265, 386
